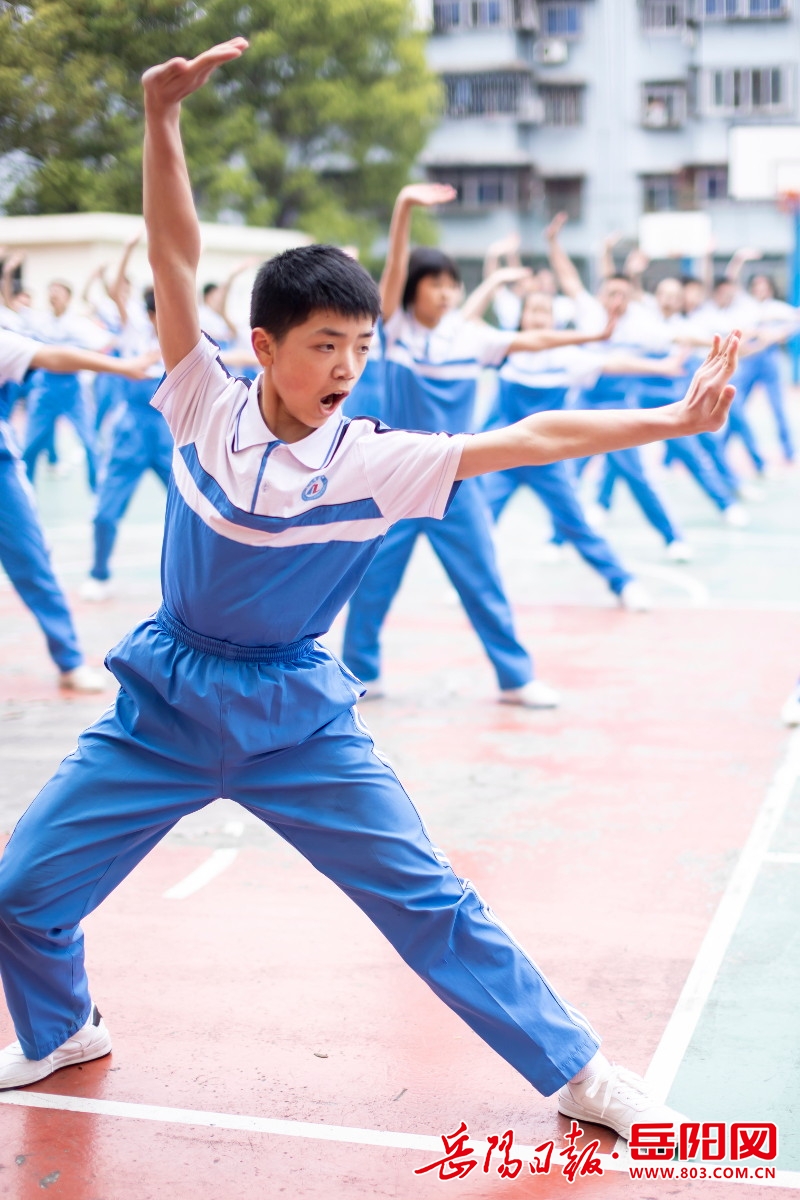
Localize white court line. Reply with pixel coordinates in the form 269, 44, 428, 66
764, 851, 800, 864
644, 729, 800, 1102
163, 849, 239, 900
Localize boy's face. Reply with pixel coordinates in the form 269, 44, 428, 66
521, 292, 554, 331
48, 283, 71, 316
252, 308, 373, 442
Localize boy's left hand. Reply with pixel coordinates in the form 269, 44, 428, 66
142, 37, 249, 110
670, 331, 739, 434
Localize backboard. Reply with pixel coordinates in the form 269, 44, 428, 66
728, 126, 800, 201
638, 211, 713, 259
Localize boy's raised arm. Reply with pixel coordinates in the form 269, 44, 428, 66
455, 333, 740, 479
142, 38, 248, 372
380, 184, 456, 320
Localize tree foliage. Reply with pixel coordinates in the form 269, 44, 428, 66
0, 0, 440, 251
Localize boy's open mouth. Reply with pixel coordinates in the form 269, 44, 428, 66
320, 391, 349, 411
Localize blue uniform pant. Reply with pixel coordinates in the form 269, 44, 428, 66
482, 463, 632, 595
736, 346, 794, 461
23, 372, 97, 491
723, 380, 765, 474
0, 610, 598, 1093
599, 437, 734, 513
91, 402, 173, 581
342, 480, 533, 690
563, 448, 680, 546
0, 433, 83, 672
696, 431, 740, 495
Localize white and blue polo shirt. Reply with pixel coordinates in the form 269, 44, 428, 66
0, 329, 39, 454
152, 335, 465, 647
496, 346, 606, 423
382, 309, 514, 434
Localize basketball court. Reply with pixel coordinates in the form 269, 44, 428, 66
0, 388, 799, 1197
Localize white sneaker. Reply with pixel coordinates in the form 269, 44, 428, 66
557, 1062, 685, 1141
359, 678, 385, 701
0, 1005, 111, 1090
723, 502, 749, 528
781, 686, 800, 727
59, 664, 107, 693
618, 581, 652, 613
499, 680, 561, 709
666, 540, 693, 563
739, 481, 766, 502
80, 577, 114, 602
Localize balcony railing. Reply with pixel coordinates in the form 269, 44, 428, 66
432, 0, 538, 33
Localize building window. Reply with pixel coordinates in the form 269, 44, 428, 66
539, 2, 583, 37
693, 166, 729, 202
700, 0, 788, 18
443, 71, 534, 118
641, 0, 687, 30
540, 85, 584, 126
543, 177, 583, 220
641, 82, 687, 127
432, 0, 537, 31
704, 66, 793, 114
642, 173, 681, 212
428, 166, 534, 211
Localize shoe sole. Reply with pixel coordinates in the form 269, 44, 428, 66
0, 1032, 112, 1091
557, 1096, 628, 1139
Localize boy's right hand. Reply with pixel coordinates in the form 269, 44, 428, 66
142, 37, 249, 110
398, 183, 457, 208
671, 332, 739, 435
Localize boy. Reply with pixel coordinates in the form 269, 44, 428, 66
0, 39, 740, 1141
0, 326, 154, 691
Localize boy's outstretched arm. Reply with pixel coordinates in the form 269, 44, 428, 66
142, 37, 248, 372
380, 183, 457, 320
455, 333, 740, 479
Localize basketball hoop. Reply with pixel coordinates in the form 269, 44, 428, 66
776, 163, 800, 213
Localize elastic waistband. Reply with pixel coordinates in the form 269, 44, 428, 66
155, 606, 315, 663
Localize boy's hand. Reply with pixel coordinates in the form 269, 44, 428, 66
142, 37, 249, 111
670, 332, 740, 434
398, 183, 457, 208
545, 212, 568, 242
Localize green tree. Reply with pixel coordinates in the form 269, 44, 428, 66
0, 0, 440, 253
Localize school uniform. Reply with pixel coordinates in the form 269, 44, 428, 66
17, 308, 108, 490
0, 333, 598, 1094
570, 293, 682, 545
342, 309, 533, 690
735, 298, 797, 462
693, 299, 766, 473
481, 347, 632, 595
0, 330, 83, 671
89, 325, 171, 582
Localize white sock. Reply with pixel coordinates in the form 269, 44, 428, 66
570, 1049, 609, 1084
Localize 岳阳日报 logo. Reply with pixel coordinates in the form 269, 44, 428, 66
302, 475, 328, 502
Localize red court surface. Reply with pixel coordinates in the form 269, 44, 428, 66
1, 594, 796, 1198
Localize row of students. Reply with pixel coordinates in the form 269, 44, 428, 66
0, 36, 744, 1142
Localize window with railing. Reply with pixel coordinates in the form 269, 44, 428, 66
432, 0, 538, 31
543, 177, 584, 219
693, 166, 729, 202
538, 1, 584, 36
427, 166, 535, 210
699, 0, 789, 19
540, 85, 584, 126
641, 1, 687, 31
443, 71, 535, 117
703, 65, 793, 114
642, 173, 681, 211
641, 82, 688, 127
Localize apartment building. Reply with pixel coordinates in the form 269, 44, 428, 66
420, 0, 799, 285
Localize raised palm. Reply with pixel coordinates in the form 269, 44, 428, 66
142, 37, 249, 108
401, 183, 458, 208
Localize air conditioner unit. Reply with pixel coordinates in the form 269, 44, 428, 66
533, 38, 569, 65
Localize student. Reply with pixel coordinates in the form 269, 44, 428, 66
545, 214, 692, 561
0, 39, 740, 1141
0, 327, 151, 691
81, 288, 169, 600
736, 273, 797, 463
342, 187, 618, 709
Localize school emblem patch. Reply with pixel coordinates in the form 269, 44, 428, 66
301, 474, 328, 502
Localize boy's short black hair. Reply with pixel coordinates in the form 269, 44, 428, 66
202, 283, 218, 299
713, 276, 733, 292
250, 244, 381, 339
402, 247, 461, 310
680, 275, 704, 287
604, 273, 632, 286
143, 287, 156, 315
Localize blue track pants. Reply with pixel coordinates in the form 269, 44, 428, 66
0, 609, 598, 1093
560, 448, 680, 546
696, 432, 740, 495
599, 438, 734, 513
0, 433, 83, 672
91, 403, 172, 581
23, 372, 97, 491
736, 346, 794, 461
342, 480, 533, 690
723, 381, 765, 474
482, 463, 632, 595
